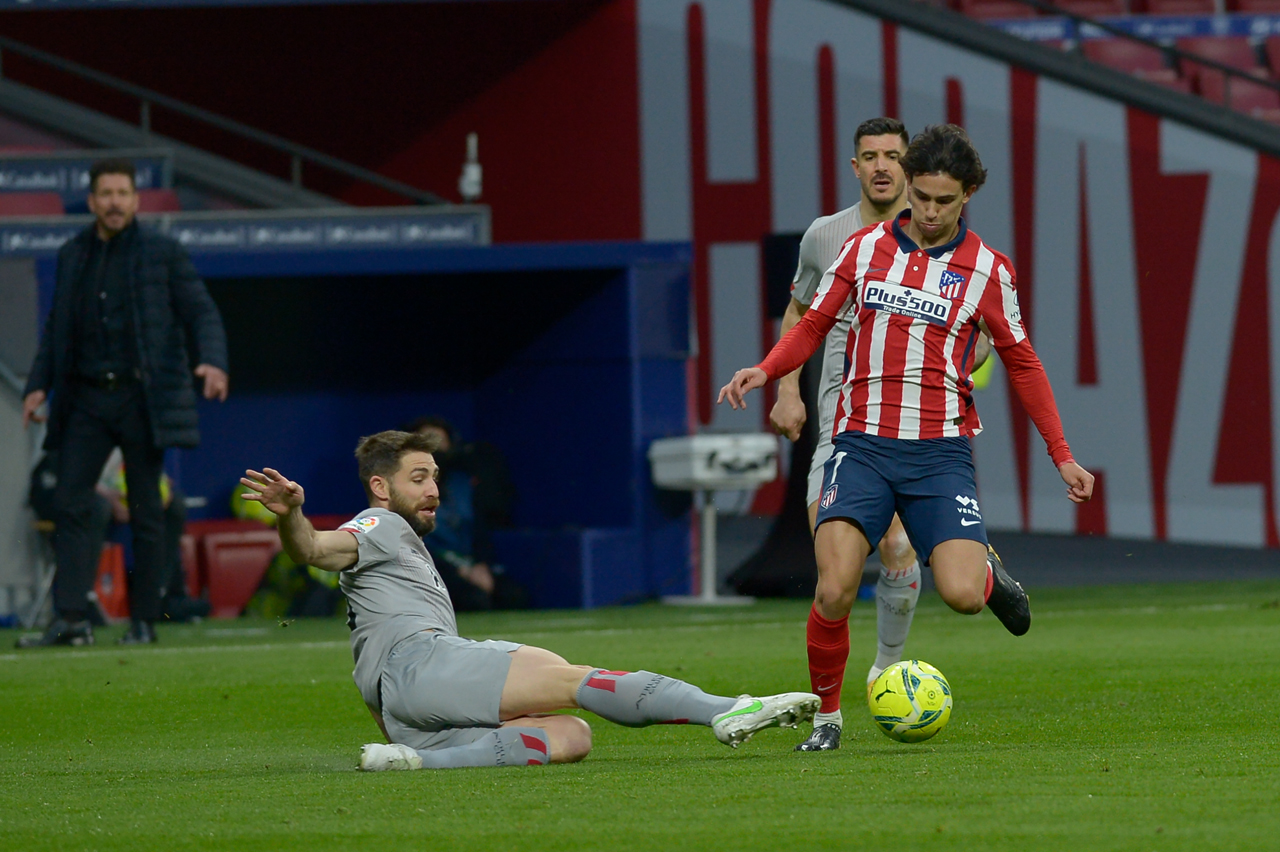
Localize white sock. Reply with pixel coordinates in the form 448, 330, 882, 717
874, 560, 921, 672
814, 709, 843, 730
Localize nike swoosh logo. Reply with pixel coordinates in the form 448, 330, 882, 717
816, 685, 837, 693
718, 699, 764, 720
960, 519, 981, 527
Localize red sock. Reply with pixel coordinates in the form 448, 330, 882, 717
983, 561, 994, 603
806, 604, 850, 714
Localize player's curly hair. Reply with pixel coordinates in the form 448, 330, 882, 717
854, 117, 908, 150
354, 430, 440, 500
901, 124, 987, 192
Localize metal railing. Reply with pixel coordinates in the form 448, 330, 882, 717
0, 35, 446, 206
987, 0, 1280, 107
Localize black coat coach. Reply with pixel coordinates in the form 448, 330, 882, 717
27, 222, 229, 450
19, 158, 229, 649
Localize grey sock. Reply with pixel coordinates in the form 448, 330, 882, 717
875, 561, 921, 671
575, 669, 737, 727
414, 727, 549, 768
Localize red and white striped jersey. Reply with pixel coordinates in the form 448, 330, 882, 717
808, 210, 1025, 441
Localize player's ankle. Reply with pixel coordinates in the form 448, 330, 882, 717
813, 709, 843, 729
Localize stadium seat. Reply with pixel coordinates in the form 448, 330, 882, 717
1176, 36, 1261, 72
1200, 73, 1280, 113
1194, 68, 1271, 103
1265, 37, 1280, 77
199, 529, 281, 618
1133, 0, 1215, 11
183, 515, 347, 611
136, 188, 182, 213
0, 192, 64, 217
1232, 0, 1280, 9
1082, 38, 1170, 74
954, 0, 1036, 18
1136, 69, 1193, 92
1052, 0, 1128, 15
1177, 37, 1264, 101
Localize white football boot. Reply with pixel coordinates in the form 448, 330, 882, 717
359, 743, 423, 771
712, 692, 821, 748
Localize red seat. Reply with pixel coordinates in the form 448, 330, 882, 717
954, 0, 1036, 18
1264, 37, 1280, 77
1082, 38, 1170, 73
1136, 68, 1193, 92
136, 188, 181, 213
1177, 37, 1263, 101
1198, 73, 1280, 112
182, 515, 349, 608
1177, 36, 1261, 72
0, 192, 64, 217
1134, 0, 1215, 11
1232, 0, 1280, 9
1231, 77, 1280, 113
1052, 0, 1127, 15
200, 529, 282, 618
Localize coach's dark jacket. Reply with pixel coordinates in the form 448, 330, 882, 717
23, 221, 229, 450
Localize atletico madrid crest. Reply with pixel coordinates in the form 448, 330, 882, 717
939, 269, 967, 299
820, 484, 839, 509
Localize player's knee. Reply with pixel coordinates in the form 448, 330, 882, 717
879, 528, 916, 572
814, 577, 856, 618
547, 716, 592, 764
939, 585, 984, 615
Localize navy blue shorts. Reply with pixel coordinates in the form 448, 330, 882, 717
815, 431, 987, 564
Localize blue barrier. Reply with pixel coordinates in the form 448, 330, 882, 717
991, 12, 1280, 42
0, 149, 170, 207
5, 206, 489, 258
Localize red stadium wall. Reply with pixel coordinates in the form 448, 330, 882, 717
6, 0, 1280, 546
404, 0, 1278, 549
341, 0, 643, 242
0, 0, 613, 205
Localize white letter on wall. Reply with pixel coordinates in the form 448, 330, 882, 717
1162, 121, 1263, 546
1029, 81, 1153, 537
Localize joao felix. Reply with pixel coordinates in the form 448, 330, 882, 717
719, 124, 1094, 749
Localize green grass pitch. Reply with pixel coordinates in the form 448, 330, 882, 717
3, 580, 1279, 852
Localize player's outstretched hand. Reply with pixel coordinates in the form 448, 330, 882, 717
1058, 461, 1094, 504
239, 468, 305, 516
717, 367, 768, 410
769, 387, 807, 441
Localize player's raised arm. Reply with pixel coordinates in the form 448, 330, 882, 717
239, 468, 359, 571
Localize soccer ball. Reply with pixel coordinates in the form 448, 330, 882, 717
867, 659, 953, 743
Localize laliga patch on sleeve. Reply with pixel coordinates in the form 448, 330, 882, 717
339, 516, 380, 534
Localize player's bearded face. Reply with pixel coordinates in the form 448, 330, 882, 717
853, 134, 907, 209
385, 475, 440, 536
388, 482, 438, 535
